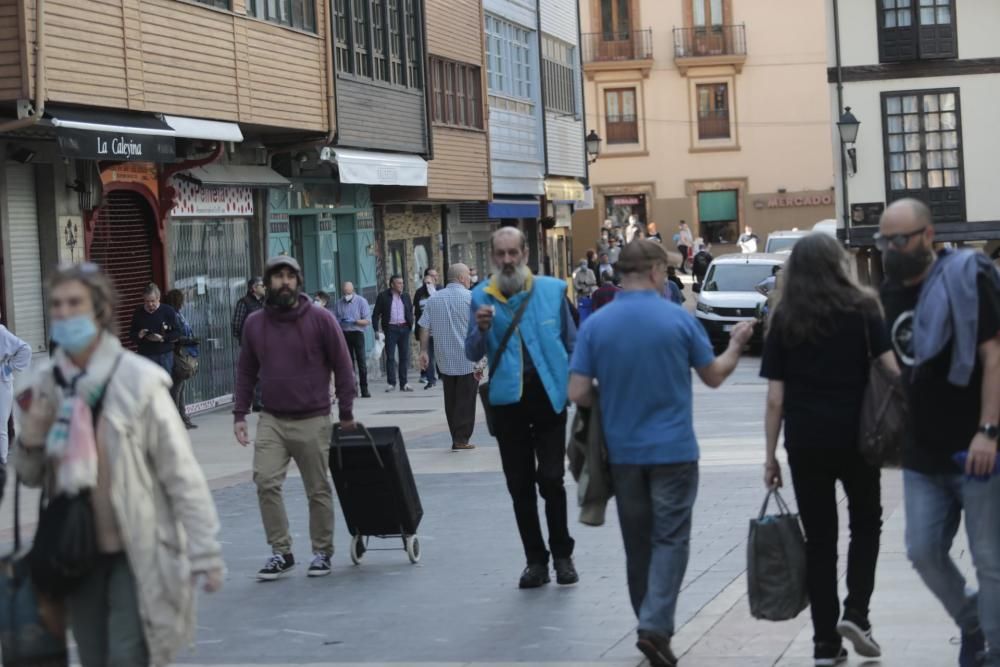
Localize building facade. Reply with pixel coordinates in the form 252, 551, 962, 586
573, 0, 836, 255
826, 0, 1000, 274
0, 0, 337, 411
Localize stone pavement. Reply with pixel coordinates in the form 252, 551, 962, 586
5, 357, 974, 666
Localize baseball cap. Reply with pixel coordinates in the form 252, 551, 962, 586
616, 239, 670, 275
263, 255, 302, 280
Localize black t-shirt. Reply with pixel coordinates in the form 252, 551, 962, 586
760, 309, 890, 449
881, 273, 1000, 474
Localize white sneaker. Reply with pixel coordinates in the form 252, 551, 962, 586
385, 385, 397, 393
307, 553, 331, 577
836, 616, 881, 658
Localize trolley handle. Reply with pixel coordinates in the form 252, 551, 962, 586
332, 422, 385, 470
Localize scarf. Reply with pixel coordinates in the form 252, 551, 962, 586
46, 333, 124, 495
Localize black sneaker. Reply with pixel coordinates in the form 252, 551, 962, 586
814, 642, 848, 666
361, 390, 371, 398
554, 557, 579, 585
518, 563, 550, 589
257, 553, 295, 581
836, 609, 881, 658
960, 627, 986, 667
636, 630, 677, 667
307, 553, 332, 577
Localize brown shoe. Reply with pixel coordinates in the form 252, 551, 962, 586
451, 443, 476, 451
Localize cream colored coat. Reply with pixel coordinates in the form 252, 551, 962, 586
15, 338, 224, 667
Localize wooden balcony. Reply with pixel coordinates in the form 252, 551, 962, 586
673, 24, 748, 76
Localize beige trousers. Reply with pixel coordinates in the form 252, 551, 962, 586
253, 414, 334, 556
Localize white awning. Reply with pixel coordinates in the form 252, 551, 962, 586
163, 115, 244, 142
181, 164, 290, 188
334, 148, 427, 186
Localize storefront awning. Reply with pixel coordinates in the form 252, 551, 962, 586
48, 107, 175, 136
544, 178, 585, 203
163, 115, 244, 142
488, 199, 541, 219
333, 148, 427, 186
180, 164, 290, 188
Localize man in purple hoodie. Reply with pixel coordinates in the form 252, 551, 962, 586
234, 255, 356, 581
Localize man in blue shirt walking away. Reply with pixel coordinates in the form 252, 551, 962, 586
568, 240, 753, 667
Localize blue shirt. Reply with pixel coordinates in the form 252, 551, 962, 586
332, 295, 372, 333
570, 290, 715, 465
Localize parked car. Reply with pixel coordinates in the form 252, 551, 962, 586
694, 253, 787, 352
764, 229, 809, 254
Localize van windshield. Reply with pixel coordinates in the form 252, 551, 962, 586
765, 236, 801, 253
704, 264, 778, 292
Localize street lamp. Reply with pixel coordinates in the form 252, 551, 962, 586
837, 106, 860, 175
585, 130, 602, 165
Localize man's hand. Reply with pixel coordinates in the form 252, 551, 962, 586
192, 568, 224, 593
966, 433, 998, 477
234, 421, 250, 447
476, 305, 495, 332
147, 333, 164, 343
764, 460, 783, 489
339, 420, 357, 431
419, 352, 429, 371
729, 321, 755, 350
138, 329, 148, 339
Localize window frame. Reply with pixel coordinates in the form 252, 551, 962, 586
192, 0, 230, 8
247, 0, 316, 32
696, 82, 730, 140
485, 13, 535, 103
876, 0, 957, 63
542, 34, 578, 117
331, 0, 424, 90
604, 87, 638, 144
429, 56, 484, 130
880, 87, 966, 223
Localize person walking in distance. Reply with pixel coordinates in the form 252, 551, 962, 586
592, 271, 621, 312
373, 276, 415, 393
761, 234, 896, 666
573, 260, 597, 299
129, 283, 180, 374
597, 253, 614, 283
233, 256, 357, 581
419, 264, 478, 452
16, 263, 224, 666
333, 282, 372, 398
163, 289, 200, 430
414, 268, 440, 389
569, 240, 753, 667
738, 225, 760, 254
0, 316, 30, 463
878, 199, 1000, 667
677, 221, 694, 274
233, 277, 266, 412
465, 227, 579, 589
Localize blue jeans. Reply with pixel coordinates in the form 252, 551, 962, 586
384, 325, 410, 388
142, 350, 173, 376
611, 462, 698, 639
904, 469, 1000, 663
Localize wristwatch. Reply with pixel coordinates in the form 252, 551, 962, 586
979, 424, 999, 440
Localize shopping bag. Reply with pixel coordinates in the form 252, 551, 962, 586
747, 489, 809, 621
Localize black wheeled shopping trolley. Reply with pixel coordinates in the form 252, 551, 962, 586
329, 424, 424, 564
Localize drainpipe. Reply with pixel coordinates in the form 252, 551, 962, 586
833, 0, 849, 247
535, 0, 551, 274
0, 0, 46, 134
323, 5, 338, 145
576, 0, 589, 188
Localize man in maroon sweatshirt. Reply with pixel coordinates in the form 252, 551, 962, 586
234, 255, 356, 581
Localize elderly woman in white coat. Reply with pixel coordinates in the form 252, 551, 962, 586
15, 263, 225, 667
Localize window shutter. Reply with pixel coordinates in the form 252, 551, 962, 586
918, 23, 957, 59
877, 0, 918, 63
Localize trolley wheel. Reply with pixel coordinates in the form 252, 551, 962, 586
350, 535, 366, 565
404, 535, 420, 564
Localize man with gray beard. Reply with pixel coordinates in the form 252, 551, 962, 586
465, 227, 579, 589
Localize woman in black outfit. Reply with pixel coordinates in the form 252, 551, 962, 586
760, 233, 899, 667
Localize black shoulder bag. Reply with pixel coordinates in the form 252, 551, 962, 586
478, 291, 533, 437
30, 357, 122, 598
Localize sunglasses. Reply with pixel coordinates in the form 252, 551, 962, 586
873, 227, 927, 252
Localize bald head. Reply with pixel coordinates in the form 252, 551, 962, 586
342, 281, 355, 295
447, 263, 471, 288
880, 198, 933, 236
491, 226, 527, 253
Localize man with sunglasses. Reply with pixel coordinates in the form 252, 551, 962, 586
878, 198, 1000, 667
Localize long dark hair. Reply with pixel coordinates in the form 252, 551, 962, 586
773, 233, 881, 345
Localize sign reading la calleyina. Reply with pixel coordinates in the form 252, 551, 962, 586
57, 129, 176, 162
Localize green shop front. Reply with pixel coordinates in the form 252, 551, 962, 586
266, 181, 378, 350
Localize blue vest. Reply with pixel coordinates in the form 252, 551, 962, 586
471, 275, 569, 413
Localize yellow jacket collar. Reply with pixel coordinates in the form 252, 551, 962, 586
484, 271, 534, 303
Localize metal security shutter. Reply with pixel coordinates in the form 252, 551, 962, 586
458, 203, 488, 225
90, 191, 155, 346
4, 165, 46, 353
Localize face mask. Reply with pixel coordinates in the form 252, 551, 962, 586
344, 294, 354, 302
884, 248, 933, 282
51, 316, 98, 354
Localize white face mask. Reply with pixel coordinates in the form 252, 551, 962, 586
344, 294, 354, 302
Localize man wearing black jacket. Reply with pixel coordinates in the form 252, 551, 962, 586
413, 268, 439, 389
372, 276, 414, 392
129, 283, 181, 374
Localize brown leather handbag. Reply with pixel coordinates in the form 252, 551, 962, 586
858, 315, 909, 467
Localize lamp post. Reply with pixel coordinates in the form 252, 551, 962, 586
836, 107, 860, 242
585, 130, 602, 165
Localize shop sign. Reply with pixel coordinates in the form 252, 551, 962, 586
170, 177, 253, 217
100, 162, 159, 197
850, 202, 885, 228
611, 196, 641, 206
58, 129, 175, 162
758, 193, 834, 208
